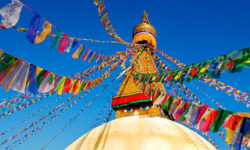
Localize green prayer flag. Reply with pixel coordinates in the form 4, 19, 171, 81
157, 74, 164, 82
209, 109, 233, 132
50, 73, 56, 83
0, 53, 15, 73
37, 70, 47, 88
180, 103, 191, 121
161, 97, 173, 114
50, 29, 63, 49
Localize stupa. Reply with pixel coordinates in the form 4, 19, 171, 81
65, 12, 216, 150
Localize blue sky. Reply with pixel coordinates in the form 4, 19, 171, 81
0, 0, 249, 149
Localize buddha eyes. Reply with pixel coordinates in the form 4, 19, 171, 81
140, 106, 149, 110
124, 108, 133, 113
123, 106, 150, 113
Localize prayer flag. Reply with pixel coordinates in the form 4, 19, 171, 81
38, 73, 55, 93
232, 118, 250, 150
0, 0, 23, 28
0, 57, 17, 82
57, 77, 66, 95
72, 39, 78, 48
11, 61, 30, 93
199, 109, 219, 132
195, 104, 210, 124
50, 29, 63, 49
0, 60, 23, 91
184, 102, 200, 123
195, 108, 212, 130
81, 48, 89, 61
58, 34, 69, 53
26, 13, 41, 44
62, 78, 72, 93
224, 114, 243, 131
35, 21, 52, 44
65, 38, 73, 53
209, 109, 233, 132
28, 64, 38, 94
72, 44, 84, 59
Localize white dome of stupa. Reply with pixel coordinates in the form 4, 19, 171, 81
66, 116, 215, 150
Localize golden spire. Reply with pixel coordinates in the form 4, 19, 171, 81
142, 11, 150, 24
132, 11, 156, 39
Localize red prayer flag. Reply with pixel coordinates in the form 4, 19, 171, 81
62, 78, 72, 93
58, 34, 69, 53
223, 114, 243, 130
166, 73, 174, 81
195, 104, 210, 124
189, 67, 199, 76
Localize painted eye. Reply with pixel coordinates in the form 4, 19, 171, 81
140, 106, 149, 110
124, 108, 133, 113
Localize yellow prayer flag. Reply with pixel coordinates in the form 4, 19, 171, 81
83, 81, 89, 91
35, 21, 52, 44
57, 77, 66, 95
69, 79, 76, 93
17, 28, 26, 32
101, 13, 108, 22
72, 44, 83, 59
94, 0, 99, 6
105, 25, 112, 31
200, 65, 210, 73
36, 66, 43, 76
174, 71, 183, 80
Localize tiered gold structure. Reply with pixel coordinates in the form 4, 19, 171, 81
112, 11, 166, 118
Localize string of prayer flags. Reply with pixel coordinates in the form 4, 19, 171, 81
91, 97, 112, 128
0, 0, 23, 29
161, 95, 250, 149
155, 47, 250, 105
154, 51, 249, 108
39, 70, 121, 150
93, 0, 127, 44
5, 92, 85, 149
0, 0, 127, 65
189, 82, 226, 109
12, 25, 125, 44
1, 93, 83, 146
73, 47, 131, 64
0, 94, 65, 136
175, 82, 202, 105
0, 92, 53, 120
134, 47, 250, 86
71, 51, 127, 80
0, 48, 122, 96
202, 77, 250, 105
0, 93, 25, 109
155, 49, 185, 68
1, 59, 125, 146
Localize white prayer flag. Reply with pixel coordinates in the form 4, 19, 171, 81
0, 0, 23, 28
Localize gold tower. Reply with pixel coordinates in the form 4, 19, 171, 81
112, 11, 166, 118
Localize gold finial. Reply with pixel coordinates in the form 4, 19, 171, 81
132, 11, 157, 45
142, 11, 150, 24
